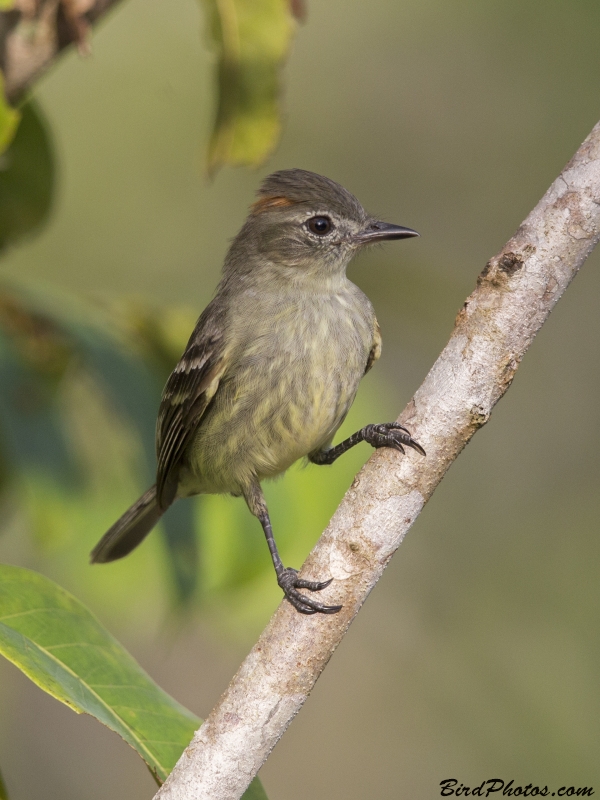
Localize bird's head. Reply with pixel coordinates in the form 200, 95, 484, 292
225, 169, 418, 281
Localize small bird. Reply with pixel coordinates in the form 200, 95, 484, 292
91, 169, 424, 615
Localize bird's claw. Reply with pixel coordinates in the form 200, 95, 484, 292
277, 567, 342, 615
363, 422, 426, 457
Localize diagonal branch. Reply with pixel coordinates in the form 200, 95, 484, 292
0, 0, 123, 105
155, 120, 600, 800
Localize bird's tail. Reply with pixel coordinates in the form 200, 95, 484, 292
90, 485, 164, 563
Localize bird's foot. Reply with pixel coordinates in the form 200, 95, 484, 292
363, 422, 426, 456
277, 567, 342, 615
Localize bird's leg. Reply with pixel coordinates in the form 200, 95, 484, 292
243, 481, 342, 615
309, 422, 426, 466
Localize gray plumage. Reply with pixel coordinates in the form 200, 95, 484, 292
91, 169, 422, 615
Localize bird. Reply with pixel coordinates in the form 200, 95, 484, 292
91, 168, 424, 615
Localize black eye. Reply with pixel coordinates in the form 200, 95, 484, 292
307, 216, 332, 235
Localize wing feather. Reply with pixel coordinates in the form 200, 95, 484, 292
156, 309, 228, 508
365, 320, 382, 374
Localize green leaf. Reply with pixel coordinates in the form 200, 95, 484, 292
0, 71, 20, 154
162, 500, 200, 606
0, 283, 199, 600
244, 777, 270, 800
202, 0, 297, 172
0, 563, 198, 782
0, 308, 79, 492
58, 303, 201, 603
0, 564, 268, 797
0, 101, 54, 251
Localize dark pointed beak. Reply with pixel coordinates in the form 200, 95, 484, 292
353, 221, 420, 245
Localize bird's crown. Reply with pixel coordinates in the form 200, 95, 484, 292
252, 169, 366, 221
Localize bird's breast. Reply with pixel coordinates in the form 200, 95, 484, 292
183, 290, 375, 494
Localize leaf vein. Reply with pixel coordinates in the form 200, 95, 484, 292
0, 627, 168, 775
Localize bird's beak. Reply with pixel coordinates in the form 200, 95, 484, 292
353, 221, 420, 245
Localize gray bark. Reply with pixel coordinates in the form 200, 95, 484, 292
155, 121, 600, 799
0, 0, 122, 105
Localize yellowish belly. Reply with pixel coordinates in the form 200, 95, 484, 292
179, 292, 374, 496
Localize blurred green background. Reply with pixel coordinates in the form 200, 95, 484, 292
1, 0, 600, 797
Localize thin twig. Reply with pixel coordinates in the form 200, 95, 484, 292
0, 0, 122, 105
155, 121, 600, 800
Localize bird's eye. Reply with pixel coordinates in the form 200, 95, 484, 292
307, 216, 332, 235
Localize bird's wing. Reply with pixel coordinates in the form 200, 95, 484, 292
156, 307, 228, 508
364, 320, 382, 374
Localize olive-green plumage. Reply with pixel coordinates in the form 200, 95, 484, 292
91, 169, 422, 614
179, 278, 375, 497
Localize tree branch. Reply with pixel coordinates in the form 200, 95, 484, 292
0, 0, 123, 105
155, 121, 600, 800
